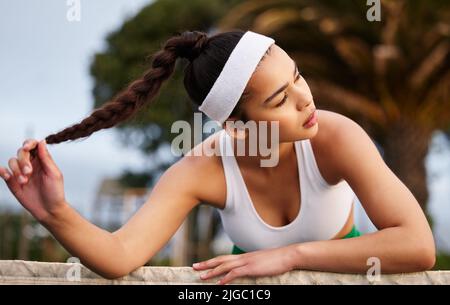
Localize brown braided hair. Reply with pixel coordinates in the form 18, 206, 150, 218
30, 29, 264, 158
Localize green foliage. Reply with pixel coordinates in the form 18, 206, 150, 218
0, 212, 70, 262
118, 169, 153, 188
0, 212, 21, 258
434, 253, 450, 270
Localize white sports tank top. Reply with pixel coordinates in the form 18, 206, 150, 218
217, 129, 356, 252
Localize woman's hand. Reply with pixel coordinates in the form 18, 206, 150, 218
192, 245, 298, 285
0, 139, 67, 223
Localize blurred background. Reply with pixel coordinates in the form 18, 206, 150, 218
0, 0, 449, 270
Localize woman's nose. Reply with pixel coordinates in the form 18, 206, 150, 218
296, 100, 312, 112
303, 100, 312, 109
290, 84, 312, 110
293, 91, 312, 111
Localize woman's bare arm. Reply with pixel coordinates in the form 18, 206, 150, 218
112, 157, 202, 274
46, 157, 202, 279
51, 158, 199, 278
290, 115, 436, 273
1, 140, 203, 279
40, 203, 130, 279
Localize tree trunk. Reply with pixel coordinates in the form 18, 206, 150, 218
382, 117, 433, 211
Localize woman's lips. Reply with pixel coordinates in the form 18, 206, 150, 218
303, 110, 318, 128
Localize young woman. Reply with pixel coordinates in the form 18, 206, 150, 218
0, 30, 435, 284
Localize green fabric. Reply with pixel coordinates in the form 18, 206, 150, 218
342, 225, 362, 239
232, 244, 247, 255
231, 225, 362, 254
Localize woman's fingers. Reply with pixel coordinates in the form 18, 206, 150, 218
0, 165, 22, 196
219, 266, 249, 285
17, 148, 32, 177
0, 139, 40, 189
37, 140, 60, 176
15, 139, 39, 180
200, 259, 245, 280
0, 166, 12, 181
23, 139, 39, 158
22, 139, 39, 148
8, 158, 27, 184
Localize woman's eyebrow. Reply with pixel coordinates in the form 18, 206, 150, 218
262, 59, 298, 105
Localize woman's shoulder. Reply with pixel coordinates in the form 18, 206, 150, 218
310, 109, 363, 184
181, 130, 224, 169
314, 109, 356, 140
311, 109, 364, 148
176, 131, 227, 208
314, 109, 377, 179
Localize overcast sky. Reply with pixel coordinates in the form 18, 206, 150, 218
0, 0, 449, 253
0, 0, 153, 217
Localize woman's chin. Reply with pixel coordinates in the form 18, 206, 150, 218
298, 122, 319, 140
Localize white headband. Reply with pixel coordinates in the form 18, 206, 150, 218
198, 31, 275, 124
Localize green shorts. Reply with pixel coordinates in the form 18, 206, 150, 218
231, 225, 362, 254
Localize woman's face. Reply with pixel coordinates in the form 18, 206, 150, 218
228, 44, 318, 143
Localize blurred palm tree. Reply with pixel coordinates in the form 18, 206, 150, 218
217, 0, 450, 211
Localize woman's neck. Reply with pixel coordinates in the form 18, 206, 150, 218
231, 135, 295, 174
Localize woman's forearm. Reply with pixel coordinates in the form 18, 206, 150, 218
290, 226, 436, 274
40, 202, 131, 279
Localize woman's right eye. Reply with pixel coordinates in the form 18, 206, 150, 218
276, 93, 288, 107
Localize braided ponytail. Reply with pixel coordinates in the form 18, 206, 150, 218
44, 31, 209, 145
29, 29, 247, 157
